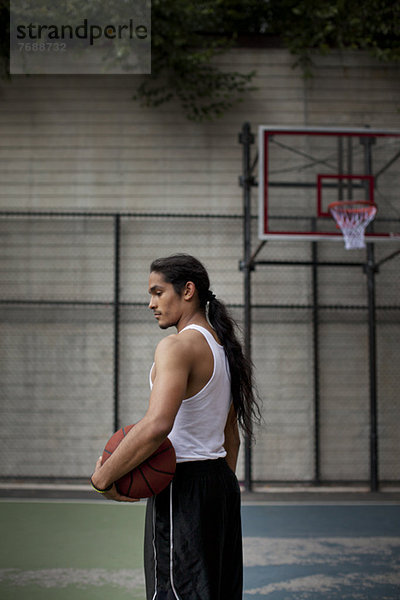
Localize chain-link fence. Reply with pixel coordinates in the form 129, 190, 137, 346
1, 212, 399, 487
249, 233, 400, 488
0, 213, 245, 480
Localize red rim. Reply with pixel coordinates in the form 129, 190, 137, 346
328, 200, 377, 215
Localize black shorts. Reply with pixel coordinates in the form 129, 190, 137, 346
144, 457, 243, 600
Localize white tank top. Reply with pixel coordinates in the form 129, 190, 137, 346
149, 324, 232, 462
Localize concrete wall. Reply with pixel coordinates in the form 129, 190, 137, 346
1, 48, 399, 482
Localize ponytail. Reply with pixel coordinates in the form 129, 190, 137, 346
150, 254, 260, 438
207, 295, 258, 438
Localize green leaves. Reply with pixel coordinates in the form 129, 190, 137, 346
132, 0, 260, 121
1, 0, 399, 119
272, 0, 400, 71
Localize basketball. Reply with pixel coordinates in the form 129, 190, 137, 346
101, 424, 176, 499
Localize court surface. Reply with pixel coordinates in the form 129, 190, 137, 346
1, 495, 400, 600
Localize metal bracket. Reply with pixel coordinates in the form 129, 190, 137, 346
238, 129, 254, 146
239, 259, 255, 272
363, 261, 379, 275
238, 175, 257, 187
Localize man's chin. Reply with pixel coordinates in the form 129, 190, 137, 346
158, 319, 177, 330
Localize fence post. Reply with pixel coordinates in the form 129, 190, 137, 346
113, 214, 121, 432
312, 237, 321, 484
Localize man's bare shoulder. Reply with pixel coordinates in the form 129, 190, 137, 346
155, 329, 207, 360
155, 333, 179, 351
154, 334, 189, 359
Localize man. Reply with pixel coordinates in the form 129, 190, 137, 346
92, 254, 258, 599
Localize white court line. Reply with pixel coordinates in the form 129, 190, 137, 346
0, 483, 90, 491
0, 483, 399, 506
0, 497, 398, 507
242, 500, 400, 506
0, 498, 147, 505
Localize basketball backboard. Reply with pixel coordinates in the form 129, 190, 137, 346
258, 126, 400, 242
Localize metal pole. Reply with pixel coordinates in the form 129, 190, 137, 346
338, 137, 344, 200
239, 122, 255, 492
360, 135, 379, 491
312, 236, 321, 484
365, 247, 378, 491
347, 137, 353, 200
113, 214, 121, 432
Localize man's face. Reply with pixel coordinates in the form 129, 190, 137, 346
148, 271, 183, 330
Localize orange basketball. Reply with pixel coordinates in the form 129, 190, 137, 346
101, 424, 176, 499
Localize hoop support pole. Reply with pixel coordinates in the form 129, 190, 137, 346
239, 122, 256, 492
361, 135, 379, 492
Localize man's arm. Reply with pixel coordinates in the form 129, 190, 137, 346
91, 335, 190, 497
224, 404, 240, 473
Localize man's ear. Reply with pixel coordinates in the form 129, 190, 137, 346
183, 281, 196, 300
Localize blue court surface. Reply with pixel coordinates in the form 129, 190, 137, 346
1, 495, 399, 599
241, 502, 400, 600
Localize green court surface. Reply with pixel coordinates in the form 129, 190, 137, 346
0, 501, 147, 600
2, 498, 400, 599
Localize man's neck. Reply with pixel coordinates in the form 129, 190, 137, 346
176, 311, 208, 333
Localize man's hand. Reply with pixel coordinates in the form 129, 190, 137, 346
91, 457, 140, 503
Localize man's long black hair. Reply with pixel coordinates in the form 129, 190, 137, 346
150, 253, 260, 437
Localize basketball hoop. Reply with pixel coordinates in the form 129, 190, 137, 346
328, 201, 377, 250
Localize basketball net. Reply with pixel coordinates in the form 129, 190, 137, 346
329, 201, 377, 250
